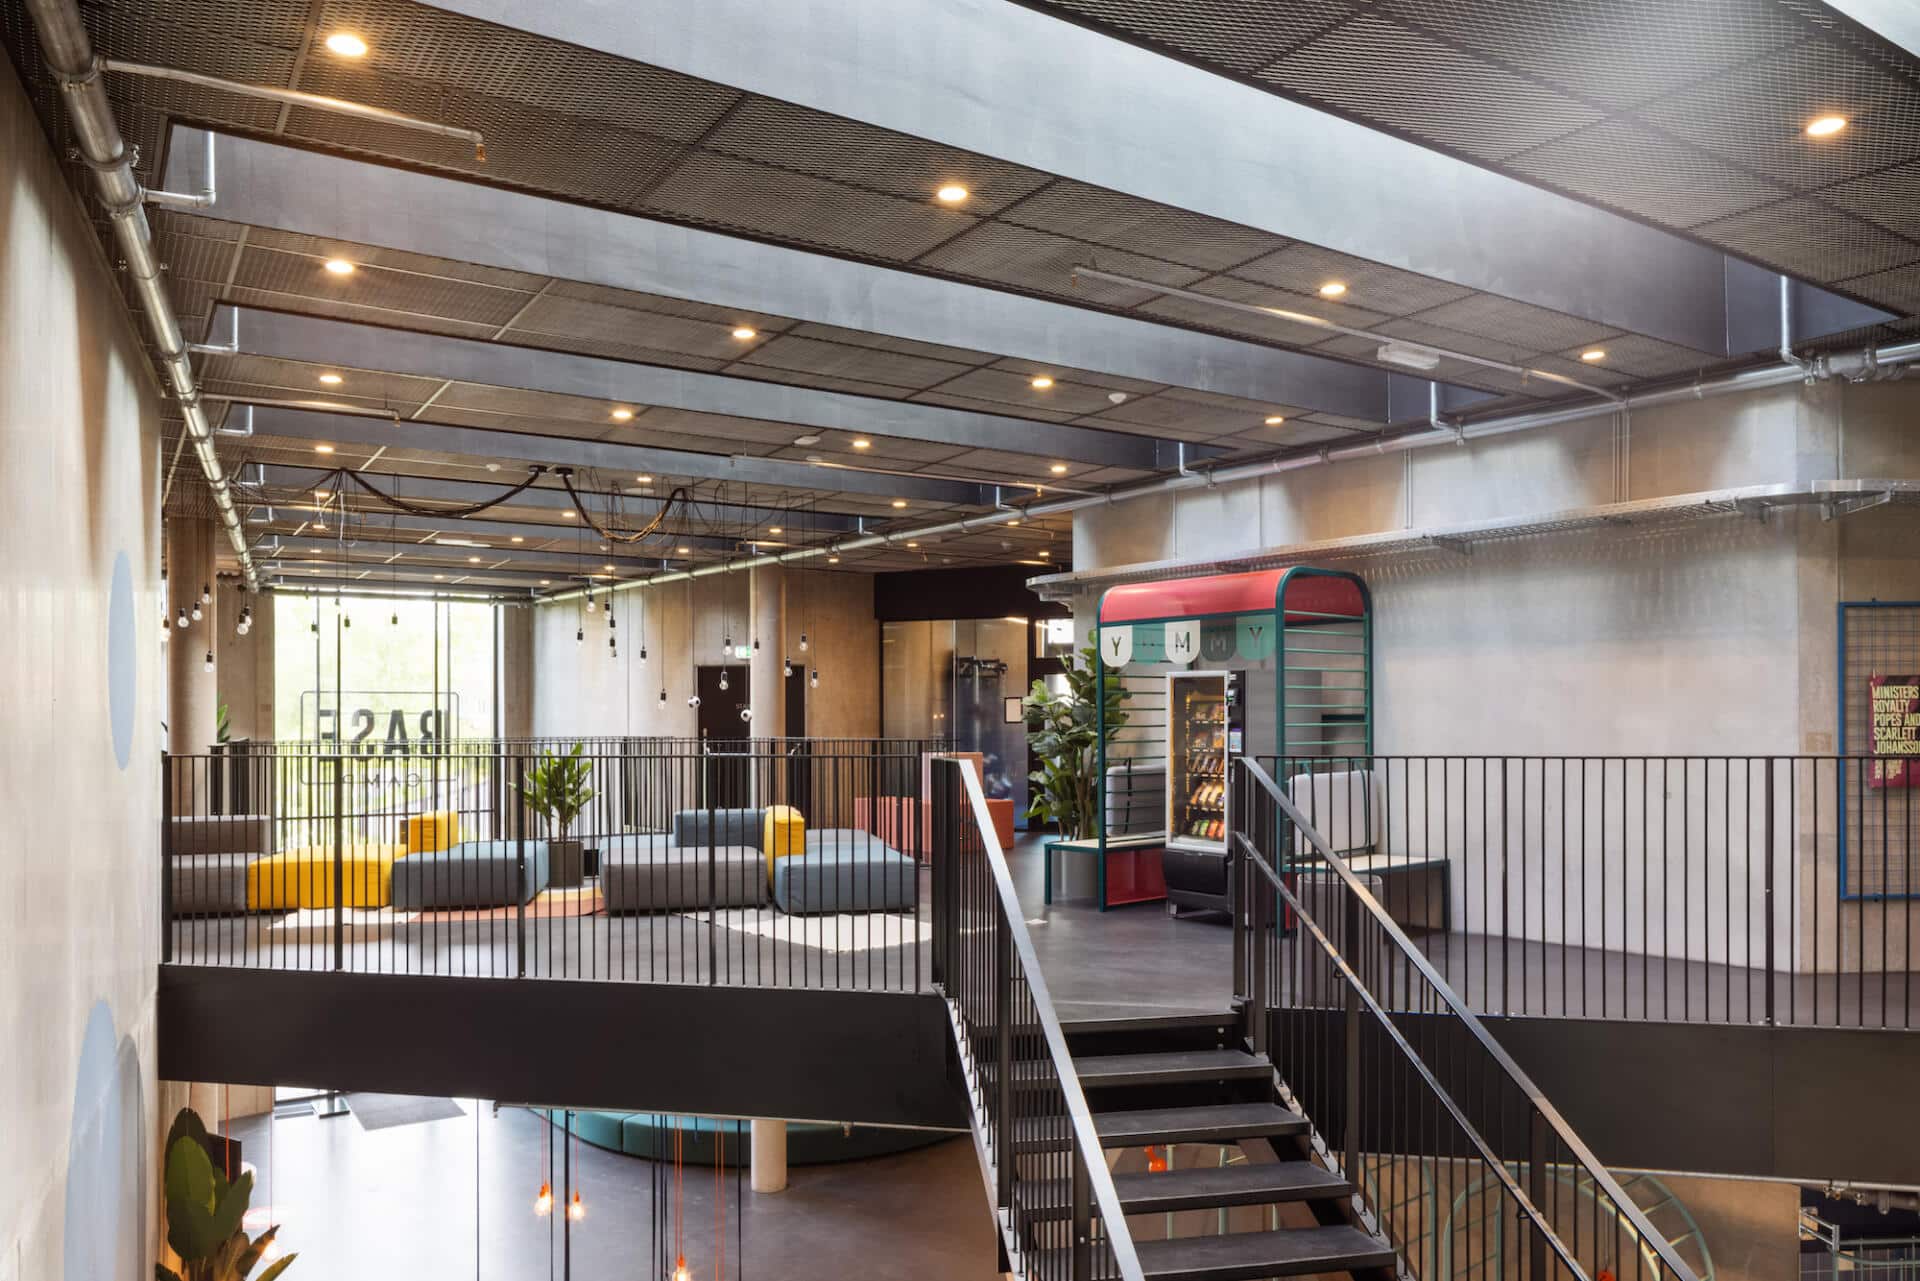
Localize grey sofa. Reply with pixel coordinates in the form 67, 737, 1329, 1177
772, 831, 916, 915
391, 839, 551, 911
670, 807, 767, 849
168, 815, 270, 915
602, 833, 767, 912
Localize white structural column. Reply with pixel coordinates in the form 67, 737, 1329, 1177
749, 566, 785, 738
750, 1118, 788, 1194
166, 516, 219, 755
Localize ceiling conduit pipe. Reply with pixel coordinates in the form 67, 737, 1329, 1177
24, 0, 259, 588
539, 345, 1920, 606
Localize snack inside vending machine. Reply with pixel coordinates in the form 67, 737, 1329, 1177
1166, 670, 1245, 854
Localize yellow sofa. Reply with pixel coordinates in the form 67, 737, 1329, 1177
247, 842, 407, 910
762, 805, 806, 885
404, 810, 460, 854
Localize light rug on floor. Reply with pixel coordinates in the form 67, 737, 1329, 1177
686, 909, 931, 955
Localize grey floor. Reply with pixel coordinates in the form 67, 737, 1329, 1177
170, 834, 1920, 1026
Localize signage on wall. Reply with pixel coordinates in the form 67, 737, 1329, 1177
300, 690, 461, 751
1163, 620, 1201, 667
1870, 675, 1920, 789
1100, 614, 1280, 668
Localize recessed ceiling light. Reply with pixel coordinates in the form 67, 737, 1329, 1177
891, 499, 907, 508
311, 523, 325, 532
485, 463, 501, 473
539, 579, 551, 586
768, 526, 783, 534
467, 556, 481, 564
603, 563, 615, 571
1006, 519, 1021, 527
561, 511, 575, 519
318, 372, 343, 386
635, 474, 653, 484
611, 407, 634, 421
1580, 349, 1607, 363
827, 556, 840, 564
324, 32, 368, 57
936, 184, 969, 204
1264, 415, 1286, 426
1030, 375, 1055, 389
731, 326, 758, 340
677, 545, 690, 554
792, 434, 821, 447
1039, 550, 1050, 558
510, 536, 524, 543
322, 258, 355, 276
1049, 463, 1068, 474
1318, 281, 1347, 298
1806, 114, 1847, 138
851, 438, 872, 450
906, 541, 920, 548
314, 444, 335, 454
434, 574, 446, 581
313, 489, 330, 500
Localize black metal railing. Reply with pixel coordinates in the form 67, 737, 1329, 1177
1233, 757, 1699, 1281
164, 738, 950, 991
1264, 754, 1920, 1030
930, 757, 1143, 1281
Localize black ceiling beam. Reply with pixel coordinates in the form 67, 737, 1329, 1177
252, 511, 754, 556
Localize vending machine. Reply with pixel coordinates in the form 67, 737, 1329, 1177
1165, 670, 1245, 854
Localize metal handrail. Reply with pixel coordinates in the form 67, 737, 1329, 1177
940, 758, 1146, 1281
1238, 756, 1699, 1281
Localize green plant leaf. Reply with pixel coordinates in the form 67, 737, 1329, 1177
254, 1253, 298, 1281
208, 1169, 253, 1247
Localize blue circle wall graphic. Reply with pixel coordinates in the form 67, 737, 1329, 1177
63, 1000, 145, 1281
108, 551, 135, 770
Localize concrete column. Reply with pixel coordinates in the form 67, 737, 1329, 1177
748, 566, 785, 737
750, 1118, 788, 1193
499, 603, 534, 739
215, 580, 273, 741
166, 517, 219, 754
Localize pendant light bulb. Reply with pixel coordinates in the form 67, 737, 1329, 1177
784, 659, 793, 678
673, 1258, 691, 1281
391, 611, 399, 626
160, 620, 170, 642
202, 650, 214, 673
799, 632, 809, 652
753, 636, 761, 652
723, 633, 732, 655
566, 1190, 584, 1221
534, 1183, 553, 1217
640, 645, 648, 661
200, 584, 211, 604
810, 668, 819, 689
177, 608, 190, 629
190, 603, 203, 622
608, 612, 616, 629
718, 670, 729, 692
586, 597, 595, 613
608, 635, 617, 654
576, 626, 584, 643
343, 614, 351, 629
659, 687, 667, 703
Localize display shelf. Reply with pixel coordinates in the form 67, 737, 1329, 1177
1166, 672, 1238, 853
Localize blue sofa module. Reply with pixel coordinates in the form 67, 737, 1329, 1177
771, 830, 916, 914
390, 839, 550, 910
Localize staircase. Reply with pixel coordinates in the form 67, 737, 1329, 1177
1039, 1009, 1395, 1280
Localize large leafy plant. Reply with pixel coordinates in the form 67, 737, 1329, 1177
1024, 643, 1130, 840
519, 742, 596, 842
158, 1107, 294, 1281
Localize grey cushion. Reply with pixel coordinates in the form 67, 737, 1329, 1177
170, 853, 256, 915
670, 808, 767, 851
803, 829, 897, 856
391, 839, 550, 910
602, 836, 767, 911
772, 843, 916, 915
171, 814, 271, 856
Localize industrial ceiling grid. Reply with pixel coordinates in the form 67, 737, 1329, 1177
1, 0, 1736, 407
148, 215, 1371, 458
1025, 0, 1920, 322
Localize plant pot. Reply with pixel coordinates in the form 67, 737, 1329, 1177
549, 839, 584, 888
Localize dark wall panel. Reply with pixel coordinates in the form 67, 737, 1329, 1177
874, 565, 1067, 623
160, 967, 966, 1130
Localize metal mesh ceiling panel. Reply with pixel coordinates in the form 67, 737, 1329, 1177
1016, 0, 1920, 321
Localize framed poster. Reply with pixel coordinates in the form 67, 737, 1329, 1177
1870, 674, 1920, 789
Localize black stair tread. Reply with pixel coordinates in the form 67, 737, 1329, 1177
1061, 1009, 1238, 1037
1019, 1161, 1349, 1218
1132, 1225, 1396, 1280
1074, 1048, 1271, 1087
1093, 1102, 1309, 1146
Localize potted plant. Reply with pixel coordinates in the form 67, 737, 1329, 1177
1024, 642, 1130, 841
521, 742, 595, 887
158, 1107, 295, 1281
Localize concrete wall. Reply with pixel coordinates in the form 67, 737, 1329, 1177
214, 577, 273, 743
1072, 378, 1920, 971
0, 56, 164, 1281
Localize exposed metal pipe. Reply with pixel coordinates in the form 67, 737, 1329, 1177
1073, 263, 1626, 401
1780, 275, 1814, 377
102, 60, 487, 161
538, 332, 1920, 605
144, 124, 215, 210
25, 0, 258, 587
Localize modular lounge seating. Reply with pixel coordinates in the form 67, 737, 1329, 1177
771, 828, 916, 915
168, 815, 272, 915
601, 807, 784, 913
391, 839, 552, 910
